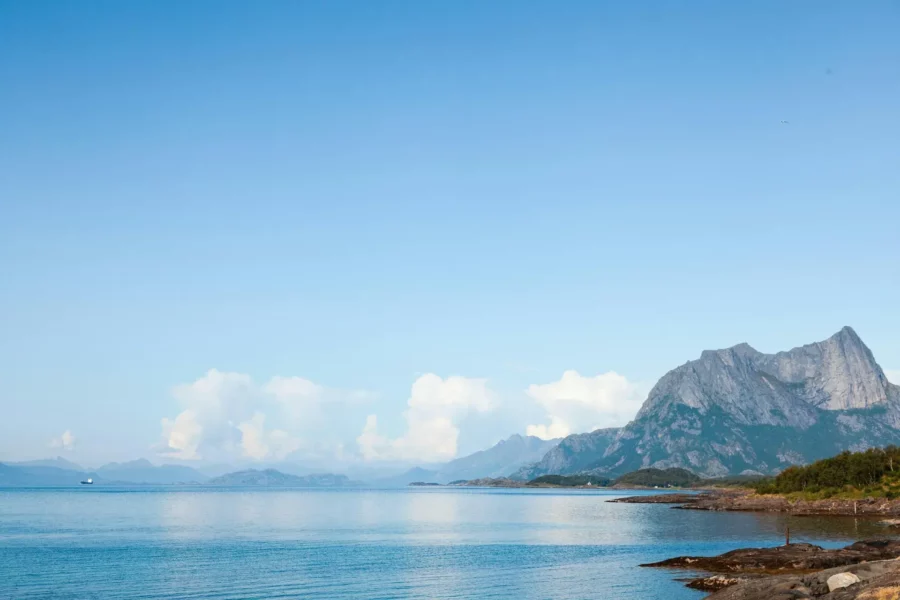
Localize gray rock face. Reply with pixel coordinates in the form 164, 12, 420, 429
634, 328, 892, 429
521, 327, 900, 478
748, 327, 892, 412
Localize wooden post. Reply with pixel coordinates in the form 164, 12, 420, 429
786, 526, 790, 546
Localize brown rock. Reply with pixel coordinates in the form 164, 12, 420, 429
644, 540, 900, 574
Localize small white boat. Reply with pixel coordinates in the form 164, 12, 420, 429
80, 478, 93, 485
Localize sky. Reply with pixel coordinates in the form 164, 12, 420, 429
1, 1, 898, 468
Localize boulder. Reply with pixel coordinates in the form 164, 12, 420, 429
827, 572, 861, 592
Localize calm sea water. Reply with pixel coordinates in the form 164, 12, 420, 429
0, 487, 888, 599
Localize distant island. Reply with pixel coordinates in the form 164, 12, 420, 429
208, 469, 363, 487
407, 467, 732, 489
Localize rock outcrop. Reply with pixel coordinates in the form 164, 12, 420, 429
643, 540, 900, 573
702, 557, 900, 599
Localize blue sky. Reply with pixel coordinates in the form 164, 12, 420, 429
1, 1, 898, 467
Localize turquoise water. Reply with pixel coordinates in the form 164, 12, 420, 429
0, 487, 885, 599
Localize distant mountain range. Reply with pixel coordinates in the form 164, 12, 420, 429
0, 463, 96, 486
0, 459, 208, 486
513, 327, 900, 478
0, 463, 361, 488
95, 459, 208, 484
373, 434, 561, 486
8, 456, 85, 471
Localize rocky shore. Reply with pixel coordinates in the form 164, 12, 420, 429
644, 540, 900, 598
611, 490, 900, 516
609, 492, 702, 504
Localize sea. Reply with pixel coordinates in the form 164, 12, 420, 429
0, 487, 887, 599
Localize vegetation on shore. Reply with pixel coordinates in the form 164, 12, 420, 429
755, 446, 900, 500
614, 467, 700, 488
529, 474, 610, 486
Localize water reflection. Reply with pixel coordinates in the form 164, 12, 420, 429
3, 487, 898, 600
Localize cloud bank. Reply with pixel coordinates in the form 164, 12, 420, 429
159, 369, 366, 462
525, 370, 647, 439
356, 374, 496, 463
159, 368, 648, 464
50, 430, 76, 451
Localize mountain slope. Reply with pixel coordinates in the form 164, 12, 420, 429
530, 327, 900, 478
370, 435, 561, 486
510, 428, 620, 480
434, 434, 560, 483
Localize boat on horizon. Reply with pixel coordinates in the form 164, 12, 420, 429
80, 478, 93, 485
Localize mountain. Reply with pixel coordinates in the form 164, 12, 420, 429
96, 459, 208, 484
526, 327, 900, 478
510, 428, 619, 480
434, 434, 561, 483
371, 435, 561, 486
9, 456, 84, 471
208, 469, 361, 487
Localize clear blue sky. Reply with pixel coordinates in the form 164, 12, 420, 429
1, 1, 898, 466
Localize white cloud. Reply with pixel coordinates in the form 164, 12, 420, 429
160, 409, 203, 460
50, 430, 76, 451
525, 370, 647, 440
525, 419, 570, 441
265, 376, 323, 405
158, 369, 365, 462
237, 413, 269, 460
886, 370, 900, 385
356, 374, 496, 463
237, 412, 302, 461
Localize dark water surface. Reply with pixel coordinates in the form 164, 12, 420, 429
0, 487, 888, 599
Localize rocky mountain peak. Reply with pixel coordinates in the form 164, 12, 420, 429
635, 327, 891, 428
500, 434, 524, 445
751, 326, 890, 411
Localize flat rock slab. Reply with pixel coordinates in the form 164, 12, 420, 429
643, 540, 900, 573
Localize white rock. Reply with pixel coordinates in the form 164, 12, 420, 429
826, 572, 861, 592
